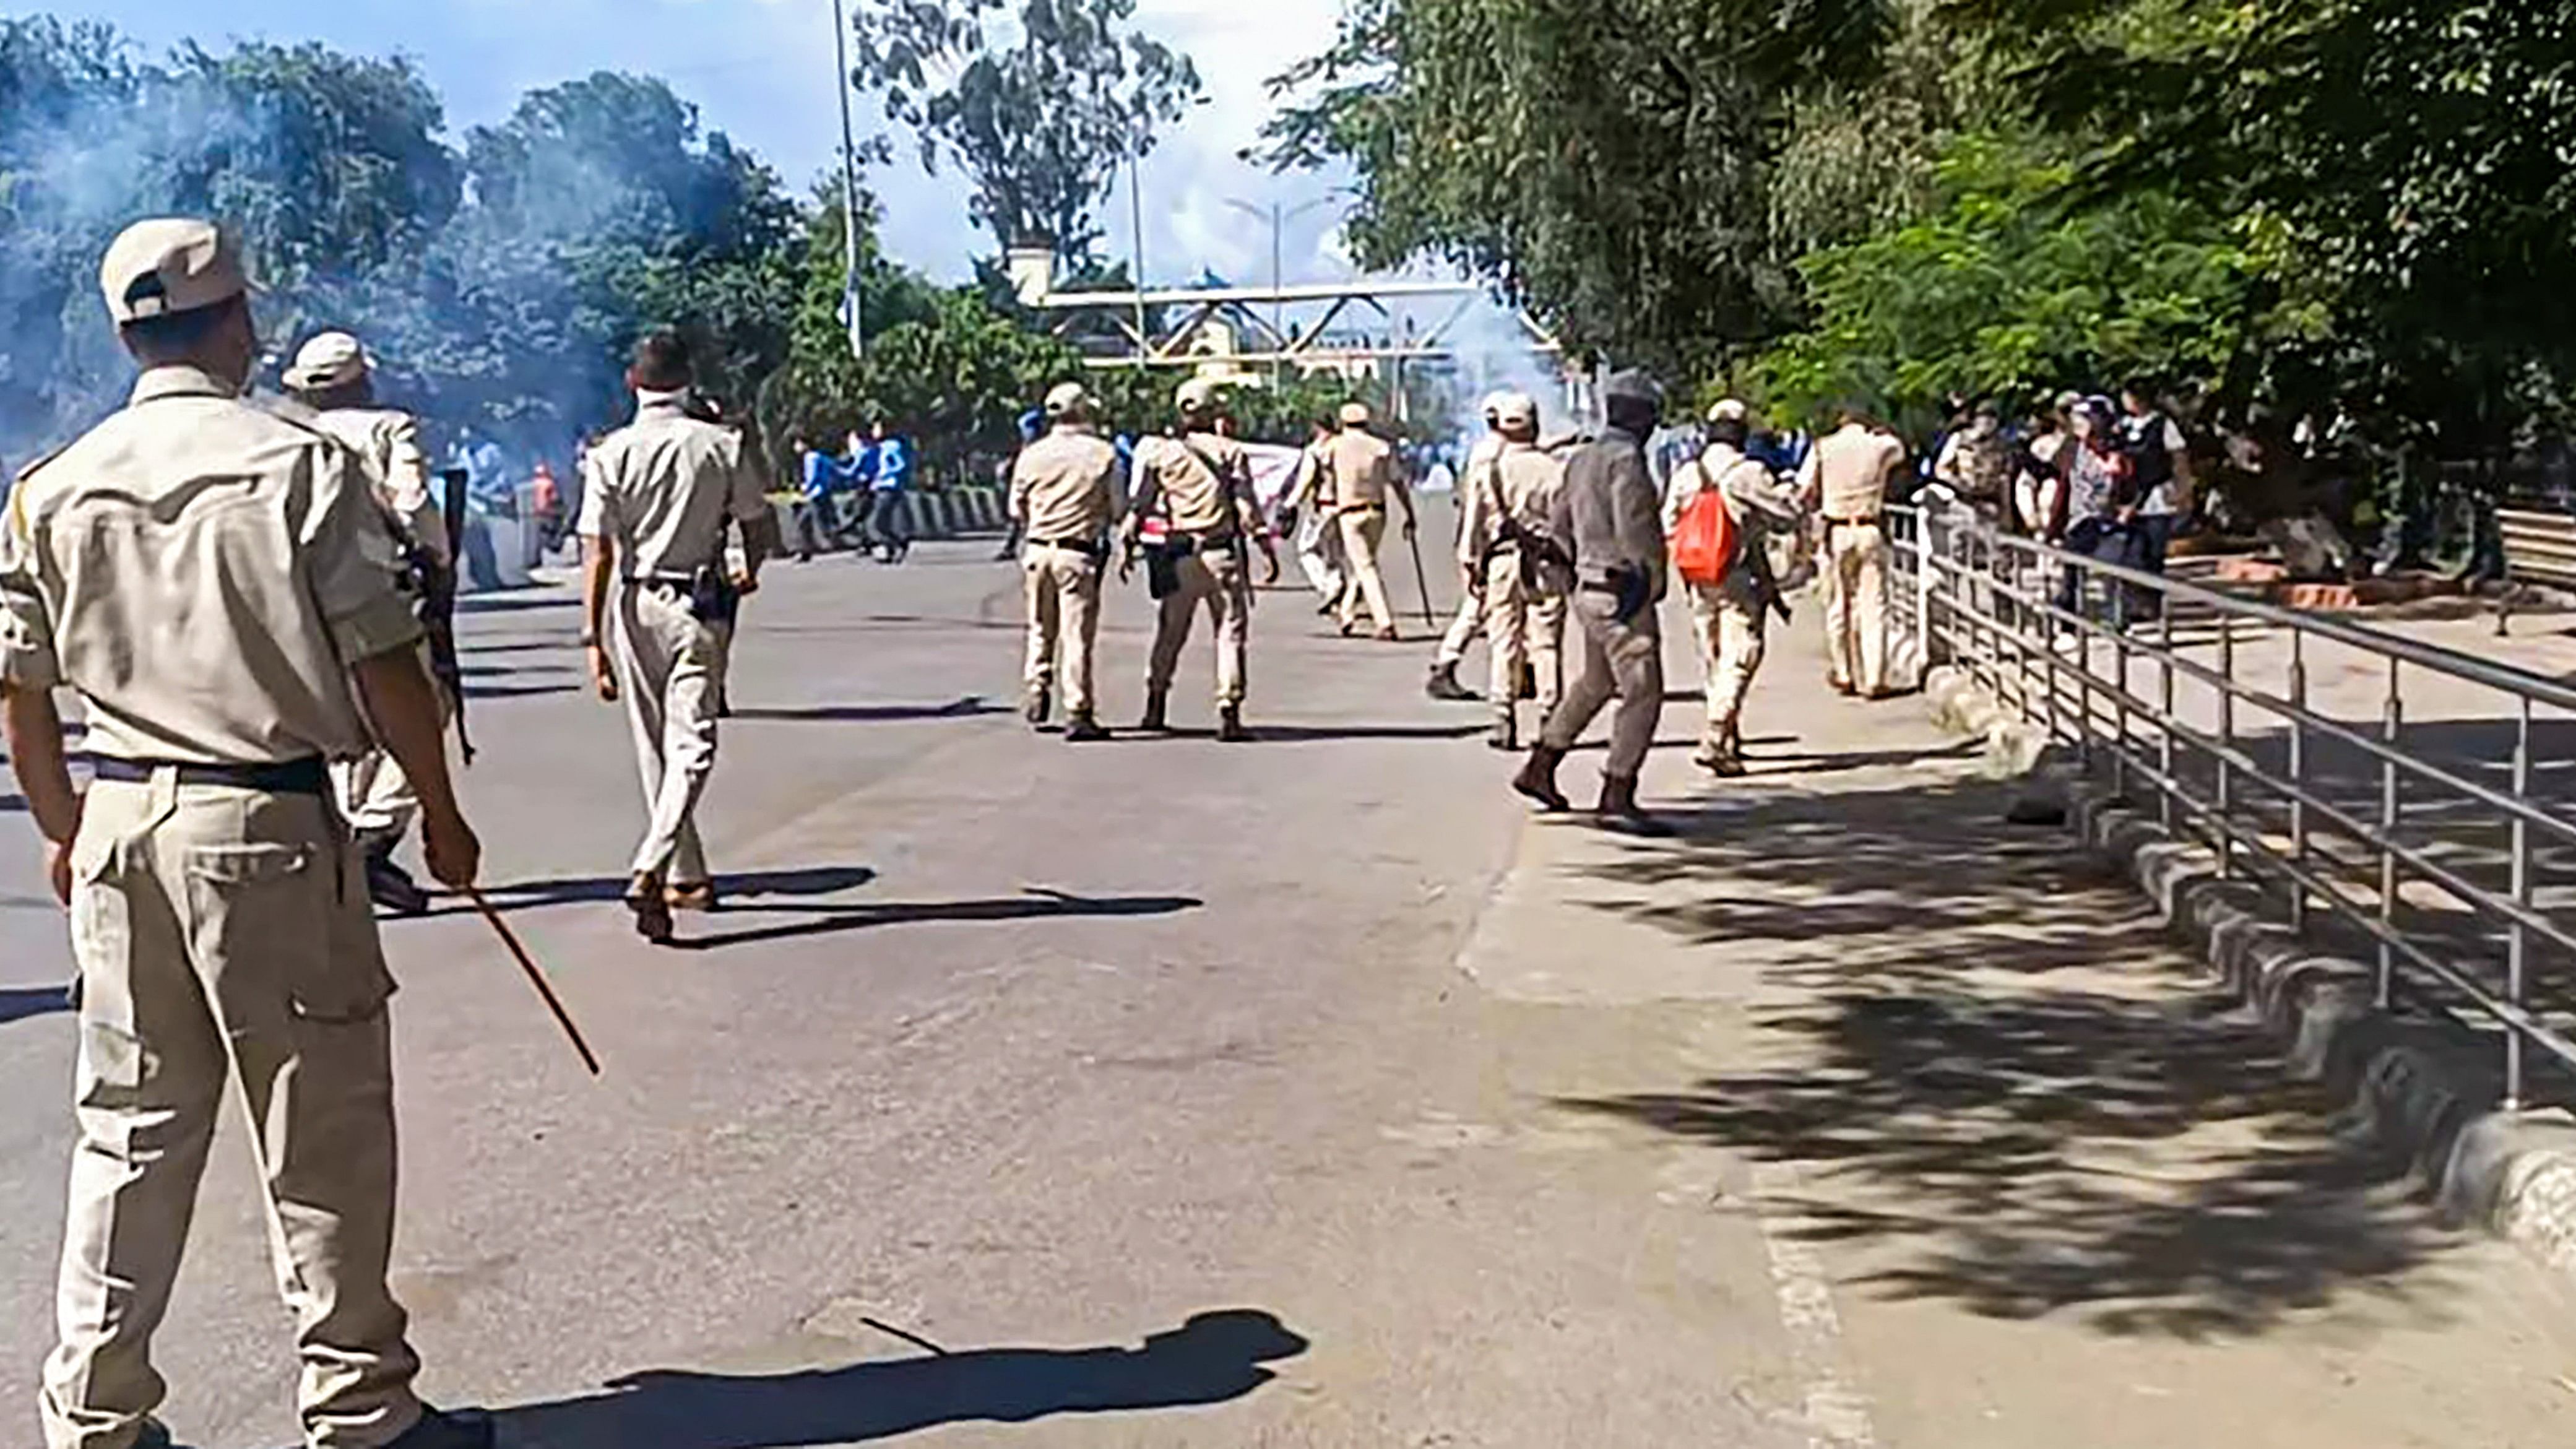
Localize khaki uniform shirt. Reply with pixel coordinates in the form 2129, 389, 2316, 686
1322, 429, 1400, 509
1797, 423, 1908, 522
306, 405, 449, 566
1454, 433, 1507, 566
1010, 426, 1121, 542
575, 394, 767, 579
1131, 431, 1261, 539
0, 365, 424, 764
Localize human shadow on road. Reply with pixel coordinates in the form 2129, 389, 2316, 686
728, 697, 1006, 724
493, 1309, 1307, 1448
670, 887, 1201, 952
0, 986, 72, 1025
427, 866, 881, 918
463, 679, 581, 700
1556, 777, 2473, 1339
457, 594, 577, 616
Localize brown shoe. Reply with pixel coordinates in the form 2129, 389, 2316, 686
1513, 743, 1572, 813
665, 880, 719, 912
1830, 676, 1857, 696
1595, 774, 1677, 838
1374, 626, 1401, 642
625, 872, 675, 945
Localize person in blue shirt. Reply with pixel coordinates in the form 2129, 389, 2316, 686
863, 420, 914, 563
790, 431, 862, 561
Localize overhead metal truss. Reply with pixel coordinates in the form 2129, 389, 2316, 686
1028, 279, 1565, 373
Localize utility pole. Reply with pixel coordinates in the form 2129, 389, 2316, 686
831, 0, 865, 361
1129, 120, 1150, 372
1225, 194, 1341, 384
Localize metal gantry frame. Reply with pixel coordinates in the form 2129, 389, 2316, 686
1027, 278, 1567, 373
1887, 506, 2576, 1111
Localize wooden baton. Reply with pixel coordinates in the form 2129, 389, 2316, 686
465, 887, 602, 1076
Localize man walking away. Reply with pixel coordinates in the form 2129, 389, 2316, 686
1011, 383, 1120, 742
1513, 370, 1674, 837
1281, 416, 1349, 615
1321, 402, 1417, 641
864, 420, 912, 563
9, 217, 491, 1449
1668, 400, 1802, 776
791, 432, 858, 561
1797, 405, 1908, 699
1428, 392, 1514, 702
1123, 380, 1278, 743
579, 331, 771, 943
1476, 393, 1571, 752
281, 329, 455, 918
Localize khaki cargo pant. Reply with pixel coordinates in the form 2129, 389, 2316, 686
1023, 542, 1104, 719
1688, 575, 1768, 745
331, 647, 452, 846
613, 582, 722, 883
1148, 547, 1251, 708
1822, 519, 1890, 695
44, 774, 423, 1449
1434, 582, 1484, 669
1542, 585, 1665, 781
1482, 552, 1565, 725
1334, 508, 1395, 633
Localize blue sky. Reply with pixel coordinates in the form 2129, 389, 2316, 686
38, 0, 1358, 284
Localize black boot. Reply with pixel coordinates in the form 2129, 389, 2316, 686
624, 872, 675, 945
1217, 704, 1253, 743
1595, 774, 1676, 837
1024, 681, 1052, 727
1139, 689, 1170, 733
1425, 662, 1478, 702
1513, 743, 1571, 812
363, 837, 430, 916
386, 1406, 496, 1449
1486, 712, 1518, 752
1064, 711, 1109, 742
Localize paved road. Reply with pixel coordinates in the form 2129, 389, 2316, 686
3, 529, 2572, 1447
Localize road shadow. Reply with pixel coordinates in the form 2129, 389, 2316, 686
730, 697, 1006, 724
464, 680, 581, 700
0, 985, 72, 1025
1557, 777, 2471, 1339
671, 888, 1201, 953
493, 1309, 1307, 1448
457, 594, 577, 615
436, 866, 882, 917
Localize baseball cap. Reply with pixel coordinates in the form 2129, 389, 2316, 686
100, 218, 249, 324
1044, 381, 1089, 417
1175, 378, 1222, 413
1706, 397, 1750, 425
283, 331, 371, 391
1339, 401, 1372, 426
1493, 393, 1538, 429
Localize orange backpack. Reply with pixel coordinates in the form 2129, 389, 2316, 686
1670, 462, 1739, 588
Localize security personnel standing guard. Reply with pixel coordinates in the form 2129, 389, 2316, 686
1471, 392, 1570, 751
1011, 381, 1120, 742
1321, 401, 1417, 641
1513, 370, 1674, 836
577, 331, 771, 943
282, 331, 452, 917
1666, 400, 1802, 776
1123, 379, 1277, 742
3, 219, 490, 1449
1797, 405, 1908, 698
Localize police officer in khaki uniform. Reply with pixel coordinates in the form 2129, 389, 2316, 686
1664, 399, 1802, 776
1512, 370, 1673, 836
577, 331, 771, 943
1796, 406, 1908, 698
1425, 392, 1512, 703
1467, 393, 1570, 751
2, 220, 490, 1449
1123, 379, 1276, 742
1011, 381, 1121, 742
1320, 401, 1417, 641
282, 331, 452, 916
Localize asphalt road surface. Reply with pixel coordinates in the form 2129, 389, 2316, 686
3, 525, 2572, 1448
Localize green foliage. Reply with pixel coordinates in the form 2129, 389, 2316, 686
849, 0, 1202, 261
1752, 135, 2275, 435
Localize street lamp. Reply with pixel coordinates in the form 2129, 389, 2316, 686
831, 0, 865, 361
1224, 194, 1343, 381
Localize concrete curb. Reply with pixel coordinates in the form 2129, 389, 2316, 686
766, 487, 1009, 554
1926, 667, 2576, 1286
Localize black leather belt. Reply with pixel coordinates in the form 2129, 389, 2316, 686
90, 756, 329, 795
1825, 515, 1883, 529
1027, 535, 1104, 552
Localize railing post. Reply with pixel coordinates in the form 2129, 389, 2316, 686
2216, 616, 2236, 881
2114, 593, 2133, 803
2077, 563, 2094, 772
2379, 657, 2403, 1010
2159, 597, 2177, 832
1917, 512, 1937, 673
2288, 632, 2309, 933
2509, 695, 2532, 1112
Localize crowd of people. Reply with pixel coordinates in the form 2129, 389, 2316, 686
787, 421, 915, 564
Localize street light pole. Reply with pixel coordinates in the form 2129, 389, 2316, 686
1225, 194, 1342, 384
1130, 123, 1149, 372
831, 0, 865, 362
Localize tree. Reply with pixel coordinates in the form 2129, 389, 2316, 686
846, 0, 1202, 262
1260, 0, 1904, 377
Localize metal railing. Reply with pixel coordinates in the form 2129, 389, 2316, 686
1887, 504, 2576, 1110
